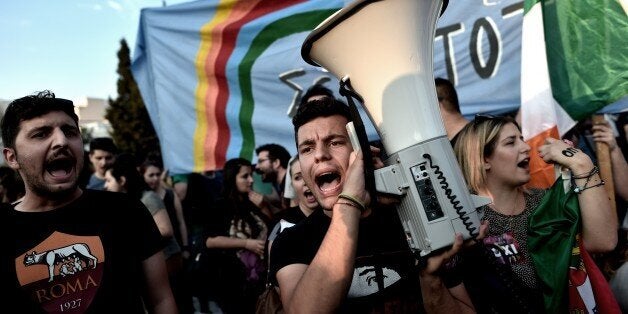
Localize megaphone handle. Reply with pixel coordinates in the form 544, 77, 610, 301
339, 78, 376, 202
346, 122, 361, 153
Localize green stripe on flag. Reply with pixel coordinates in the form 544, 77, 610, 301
238, 9, 338, 159
523, 0, 540, 15
542, 0, 628, 121
528, 178, 580, 313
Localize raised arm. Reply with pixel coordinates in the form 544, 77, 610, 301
420, 234, 477, 314
592, 122, 628, 201
277, 202, 361, 313
538, 137, 618, 252
276, 150, 366, 313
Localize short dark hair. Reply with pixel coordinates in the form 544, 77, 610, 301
1, 90, 78, 149
435, 77, 461, 113
255, 143, 291, 168
292, 97, 351, 147
300, 84, 335, 106
89, 137, 118, 154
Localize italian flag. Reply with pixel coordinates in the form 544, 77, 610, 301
529, 176, 621, 313
520, 0, 628, 189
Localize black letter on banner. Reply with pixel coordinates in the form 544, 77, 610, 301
469, 18, 499, 79
435, 23, 463, 84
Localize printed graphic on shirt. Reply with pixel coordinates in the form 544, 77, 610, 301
15, 231, 104, 313
483, 231, 524, 265
347, 266, 401, 298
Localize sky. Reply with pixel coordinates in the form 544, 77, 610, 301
0, 0, 190, 103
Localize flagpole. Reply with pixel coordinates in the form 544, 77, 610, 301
591, 114, 616, 214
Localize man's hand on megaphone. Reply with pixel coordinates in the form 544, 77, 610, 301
342, 147, 371, 211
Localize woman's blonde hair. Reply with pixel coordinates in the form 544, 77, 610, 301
453, 115, 520, 194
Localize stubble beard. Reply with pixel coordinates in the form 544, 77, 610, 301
17, 157, 79, 201
261, 170, 277, 183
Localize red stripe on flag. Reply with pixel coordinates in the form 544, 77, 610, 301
211, 0, 305, 168
578, 241, 621, 313
209, 0, 263, 169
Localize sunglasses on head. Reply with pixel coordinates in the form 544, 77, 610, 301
472, 113, 502, 126
474, 113, 497, 121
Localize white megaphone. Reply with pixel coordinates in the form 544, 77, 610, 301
302, 0, 488, 256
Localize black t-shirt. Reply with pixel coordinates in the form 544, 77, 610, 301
270, 207, 424, 313
267, 206, 308, 241
2, 190, 163, 313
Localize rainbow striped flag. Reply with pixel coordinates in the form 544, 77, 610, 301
133, 0, 344, 174
133, 0, 626, 175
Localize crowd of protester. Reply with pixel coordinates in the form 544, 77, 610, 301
2, 84, 626, 313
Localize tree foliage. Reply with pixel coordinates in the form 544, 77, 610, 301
105, 39, 161, 163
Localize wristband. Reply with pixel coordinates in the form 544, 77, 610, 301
337, 193, 366, 212
574, 180, 605, 194
572, 166, 599, 179
571, 166, 601, 194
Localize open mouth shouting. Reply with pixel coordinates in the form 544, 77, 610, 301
312, 169, 345, 209
302, 188, 317, 204
517, 157, 530, 171
46, 157, 76, 182
315, 171, 343, 196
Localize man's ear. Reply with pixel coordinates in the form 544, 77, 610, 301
119, 176, 127, 187
3, 148, 19, 170
272, 158, 281, 170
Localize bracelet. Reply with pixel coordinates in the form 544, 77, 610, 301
571, 166, 600, 194
574, 180, 605, 194
337, 193, 366, 212
572, 166, 599, 179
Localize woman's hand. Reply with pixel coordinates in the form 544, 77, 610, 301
244, 239, 265, 256
248, 191, 267, 208
538, 137, 593, 173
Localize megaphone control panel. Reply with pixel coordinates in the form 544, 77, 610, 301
411, 163, 444, 221
373, 136, 482, 256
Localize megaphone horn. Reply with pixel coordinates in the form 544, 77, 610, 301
301, 0, 484, 257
